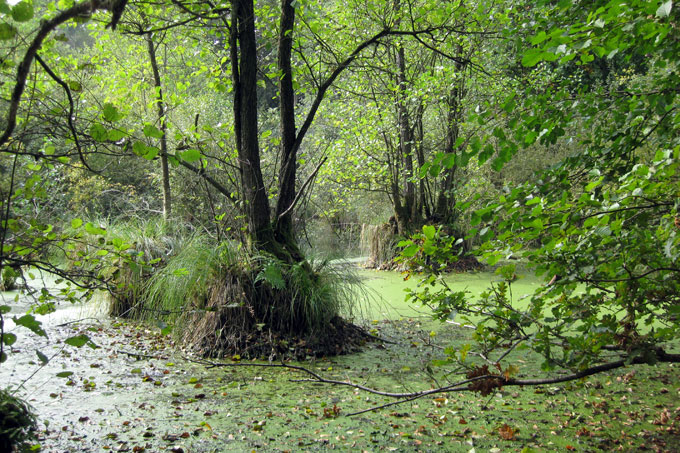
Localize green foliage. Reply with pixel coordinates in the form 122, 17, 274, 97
400, 0, 680, 379
0, 388, 37, 452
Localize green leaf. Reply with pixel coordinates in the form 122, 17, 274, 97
65, 334, 98, 349
479, 144, 495, 164
71, 218, 83, 229
422, 224, 436, 240
13, 314, 46, 337
401, 244, 419, 258
11, 1, 34, 22
0, 23, 17, 40
530, 218, 544, 230
65, 334, 89, 347
68, 80, 82, 92
84, 222, 106, 236
36, 350, 48, 365
491, 157, 505, 171
522, 49, 544, 67
143, 124, 164, 139
56, 371, 74, 378
530, 31, 547, 45
2, 332, 17, 346
656, 1, 672, 17
132, 141, 147, 156
470, 136, 482, 153
107, 129, 126, 142
442, 153, 456, 169
181, 148, 201, 162
102, 103, 120, 122
257, 264, 286, 290
143, 146, 160, 160
89, 123, 108, 142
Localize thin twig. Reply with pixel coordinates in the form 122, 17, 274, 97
116, 350, 168, 360
278, 156, 327, 220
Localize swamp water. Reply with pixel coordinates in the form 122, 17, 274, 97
1, 268, 678, 452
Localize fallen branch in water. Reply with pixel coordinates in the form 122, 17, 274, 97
192, 347, 680, 416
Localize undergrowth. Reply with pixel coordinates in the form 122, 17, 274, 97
96, 223, 369, 358
0, 388, 37, 452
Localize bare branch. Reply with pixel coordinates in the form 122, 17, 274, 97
277, 156, 327, 220
34, 54, 97, 173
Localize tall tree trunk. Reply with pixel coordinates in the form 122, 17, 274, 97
231, 0, 273, 249
413, 101, 429, 219
395, 42, 418, 234
146, 33, 171, 219
434, 47, 466, 224
274, 0, 300, 255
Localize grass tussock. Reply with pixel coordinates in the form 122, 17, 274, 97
181, 256, 368, 358
136, 239, 368, 358
100, 217, 193, 317
91, 219, 369, 358
0, 389, 36, 452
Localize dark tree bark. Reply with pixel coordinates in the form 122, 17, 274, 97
394, 42, 420, 235
273, 0, 301, 258
231, 0, 274, 251
434, 47, 466, 225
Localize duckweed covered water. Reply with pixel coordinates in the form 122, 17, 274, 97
1, 269, 678, 452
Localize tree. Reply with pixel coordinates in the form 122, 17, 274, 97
311, 1, 520, 266
399, 0, 680, 388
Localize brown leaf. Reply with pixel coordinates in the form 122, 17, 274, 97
498, 423, 517, 440
576, 427, 591, 437
653, 408, 671, 425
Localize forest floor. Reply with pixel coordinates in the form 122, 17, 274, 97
1, 269, 679, 452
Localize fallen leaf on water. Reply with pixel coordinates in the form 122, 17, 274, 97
653, 408, 671, 425
498, 423, 517, 440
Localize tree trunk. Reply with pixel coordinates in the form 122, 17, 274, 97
434, 47, 466, 225
231, 0, 274, 250
396, 43, 417, 224
273, 0, 301, 258
146, 33, 171, 220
